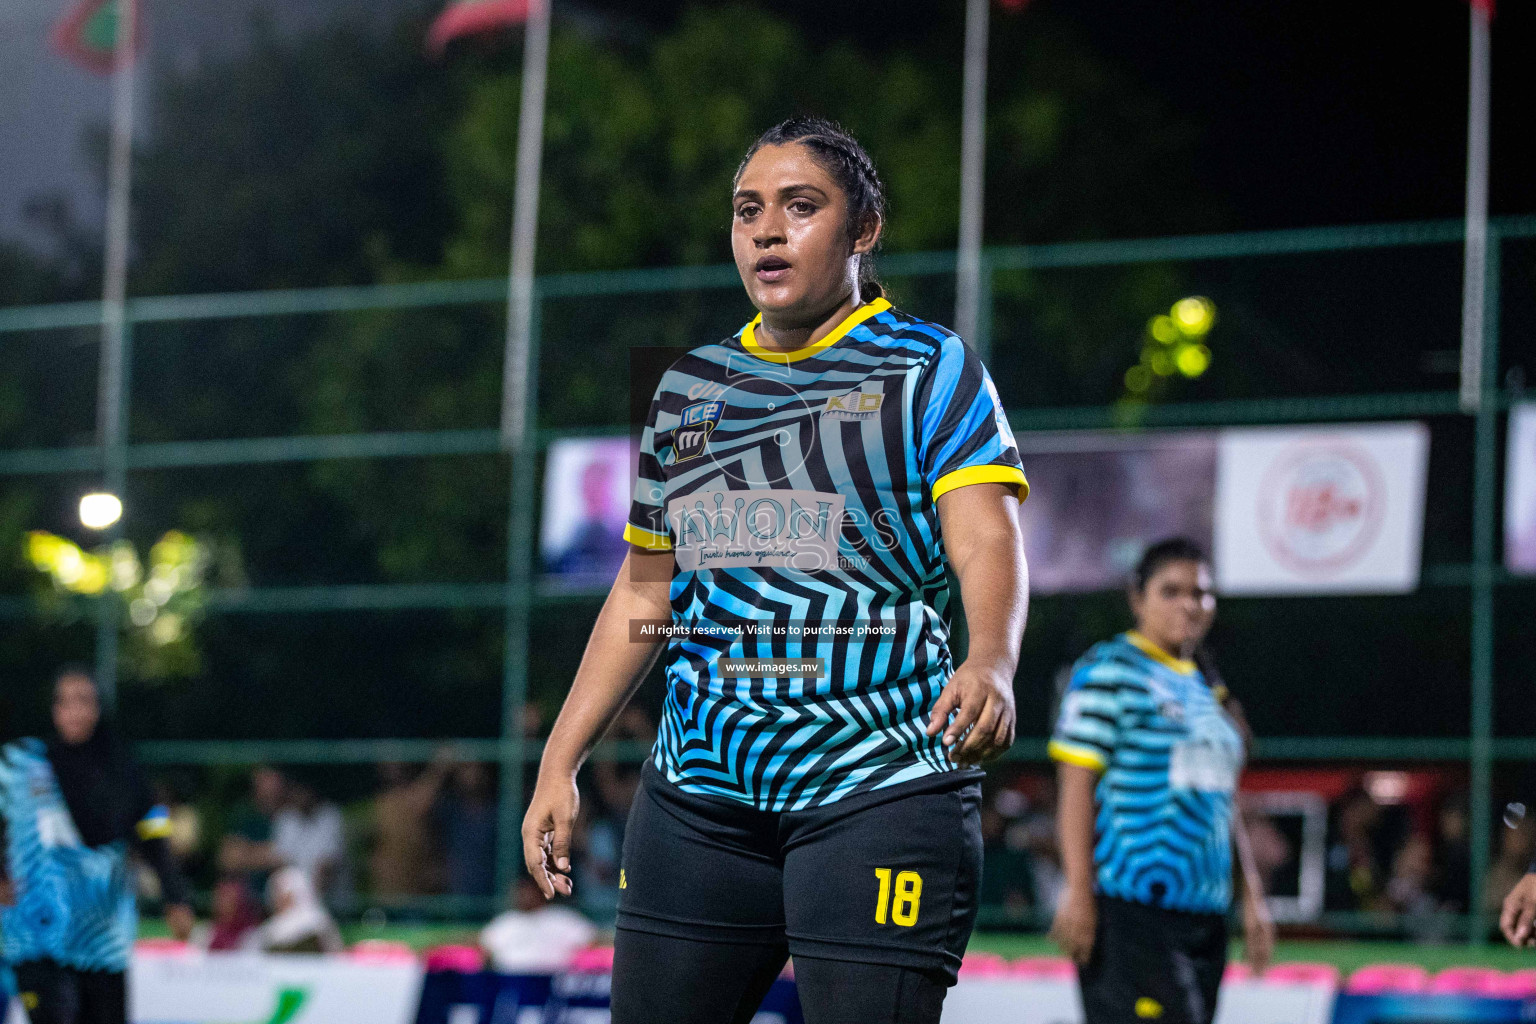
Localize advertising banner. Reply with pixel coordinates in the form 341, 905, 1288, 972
1331, 992, 1536, 1023
131, 953, 422, 1024
1503, 402, 1536, 573
1214, 423, 1429, 595
413, 970, 803, 1024
540, 436, 634, 585
941, 977, 1334, 1024
1016, 431, 1217, 594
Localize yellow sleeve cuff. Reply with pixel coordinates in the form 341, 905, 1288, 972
931, 464, 1029, 504
623, 522, 673, 551
1048, 739, 1107, 771
136, 815, 174, 841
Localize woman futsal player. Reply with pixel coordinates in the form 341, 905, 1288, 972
1049, 538, 1274, 1024
522, 117, 1031, 1024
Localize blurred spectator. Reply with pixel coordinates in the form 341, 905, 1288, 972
195, 878, 262, 951
1386, 833, 1437, 913
273, 778, 350, 900
1242, 806, 1293, 898
1432, 794, 1471, 913
481, 877, 598, 973
371, 759, 450, 897
138, 779, 205, 900
575, 765, 639, 925
1484, 814, 1536, 914
438, 760, 497, 899
248, 867, 345, 955
1325, 788, 1390, 912
219, 766, 288, 888
156, 779, 203, 868
1389, 832, 1455, 942
979, 790, 1036, 921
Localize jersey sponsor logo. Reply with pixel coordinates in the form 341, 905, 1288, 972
822, 390, 884, 418
667, 489, 844, 572
672, 400, 725, 463
1169, 737, 1241, 793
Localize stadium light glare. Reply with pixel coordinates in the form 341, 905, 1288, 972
1149, 315, 1179, 344
1124, 365, 1152, 393
1175, 344, 1212, 378
1171, 296, 1215, 336
1149, 349, 1175, 377
80, 492, 123, 530
129, 597, 158, 627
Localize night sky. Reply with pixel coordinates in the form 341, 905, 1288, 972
2, 0, 1531, 251
601, 0, 1536, 230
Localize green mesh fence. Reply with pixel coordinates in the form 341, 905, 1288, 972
2, 216, 1533, 938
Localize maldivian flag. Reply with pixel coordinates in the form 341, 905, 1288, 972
51, 0, 140, 75
428, 0, 532, 55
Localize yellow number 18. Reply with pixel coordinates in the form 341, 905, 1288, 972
874, 868, 923, 927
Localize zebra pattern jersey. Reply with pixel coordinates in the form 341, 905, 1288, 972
0, 739, 141, 972
625, 298, 1028, 811
1049, 632, 1246, 914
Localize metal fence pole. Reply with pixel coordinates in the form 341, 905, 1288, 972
94, 319, 133, 711
974, 251, 994, 361
1467, 226, 1502, 944
496, 299, 542, 901
954, 0, 990, 347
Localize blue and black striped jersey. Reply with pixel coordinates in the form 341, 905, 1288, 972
1049, 633, 1246, 914
625, 298, 1028, 811
0, 739, 145, 972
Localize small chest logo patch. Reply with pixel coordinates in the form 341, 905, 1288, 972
672, 400, 725, 463
823, 391, 884, 418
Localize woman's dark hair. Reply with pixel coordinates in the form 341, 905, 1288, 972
1131, 537, 1208, 594
734, 116, 887, 299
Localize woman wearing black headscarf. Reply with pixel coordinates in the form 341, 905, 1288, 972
0, 668, 194, 1024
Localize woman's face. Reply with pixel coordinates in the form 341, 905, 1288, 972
1129, 559, 1216, 655
731, 142, 879, 327
53, 673, 100, 745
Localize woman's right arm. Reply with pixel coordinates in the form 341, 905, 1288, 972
521, 546, 672, 898
1050, 762, 1100, 965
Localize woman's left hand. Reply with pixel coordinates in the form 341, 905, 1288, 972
926, 662, 1016, 766
1242, 892, 1276, 974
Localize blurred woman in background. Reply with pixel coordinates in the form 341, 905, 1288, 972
0, 668, 194, 1024
1049, 539, 1272, 1024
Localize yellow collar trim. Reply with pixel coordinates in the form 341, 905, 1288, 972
740, 297, 891, 363
1126, 631, 1197, 675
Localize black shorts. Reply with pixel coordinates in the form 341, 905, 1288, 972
1077, 896, 1228, 1024
616, 760, 983, 983
13, 960, 127, 1024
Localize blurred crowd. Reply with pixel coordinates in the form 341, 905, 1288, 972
142, 707, 656, 953
140, 723, 1526, 949
975, 765, 1527, 941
